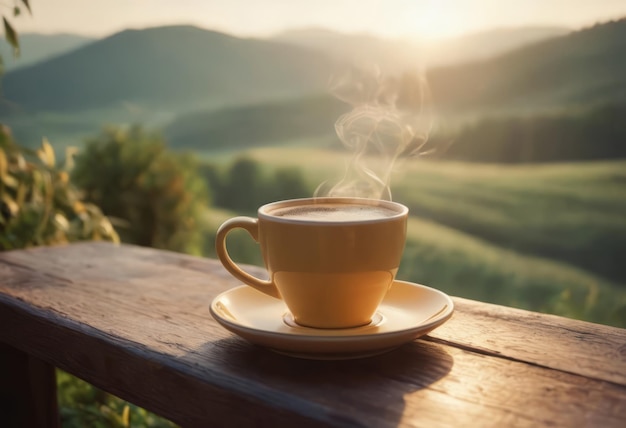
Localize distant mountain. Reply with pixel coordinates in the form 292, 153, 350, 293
271, 26, 569, 71
0, 25, 337, 113
0, 33, 95, 71
428, 18, 626, 115
165, 19, 626, 157
425, 27, 570, 66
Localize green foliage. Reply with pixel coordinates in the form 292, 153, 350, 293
271, 167, 310, 201
217, 157, 264, 212
57, 370, 177, 428
0, 125, 119, 249
3, 17, 19, 57
72, 126, 209, 255
0, 127, 167, 426
2, 0, 32, 56
0, 13, 177, 427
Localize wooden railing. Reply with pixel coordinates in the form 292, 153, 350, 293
1, 242, 625, 427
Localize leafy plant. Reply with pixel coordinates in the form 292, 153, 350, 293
57, 370, 177, 428
0, 125, 119, 249
2, 1, 30, 52
1, 6, 179, 426
72, 126, 209, 255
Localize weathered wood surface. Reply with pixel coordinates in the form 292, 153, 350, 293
0, 242, 625, 427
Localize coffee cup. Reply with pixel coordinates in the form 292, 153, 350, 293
215, 197, 408, 329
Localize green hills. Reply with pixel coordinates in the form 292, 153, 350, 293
1, 19, 625, 157
165, 19, 626, 161
428, 18, 626, 115
0, 25, 336, 113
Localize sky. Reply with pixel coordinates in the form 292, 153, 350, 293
11, 0, 626, 41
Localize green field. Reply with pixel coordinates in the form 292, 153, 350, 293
202, 147, 626, 327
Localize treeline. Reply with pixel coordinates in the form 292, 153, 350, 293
440, 103, 626, 163
199, 157, 311, 213
165, 94, 348, 151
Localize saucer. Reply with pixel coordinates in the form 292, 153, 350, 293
210, 280, 454, 360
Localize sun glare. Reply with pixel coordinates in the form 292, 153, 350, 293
409, 2, 461, 41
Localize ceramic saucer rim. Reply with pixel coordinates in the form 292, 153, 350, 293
210, 280, 454, 341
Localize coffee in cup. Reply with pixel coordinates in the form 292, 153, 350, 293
216, 197, 408, 329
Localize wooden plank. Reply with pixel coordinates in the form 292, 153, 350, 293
0, 299, 324, 427
427, 298, 626, 386
1, 242, 625, 426
1, 294, 625, 427
1, 242, 624, 384
0, 343, 60, 428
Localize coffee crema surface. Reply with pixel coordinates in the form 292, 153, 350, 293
270, 204, 398, 222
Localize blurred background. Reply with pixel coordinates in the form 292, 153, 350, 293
1, 1, 626, 424
2, 0, 625, 326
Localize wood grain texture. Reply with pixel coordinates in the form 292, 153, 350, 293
1, 242, 625, 427
427, 298, 626, 386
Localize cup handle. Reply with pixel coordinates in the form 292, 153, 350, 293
215, 216, 281, 299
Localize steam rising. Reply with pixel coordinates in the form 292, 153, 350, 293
316, 65, 433, 200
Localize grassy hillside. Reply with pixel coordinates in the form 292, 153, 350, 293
394, 159, 626, 284
427, 18, 626, 114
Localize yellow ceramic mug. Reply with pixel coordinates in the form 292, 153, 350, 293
216, 197, 408, 328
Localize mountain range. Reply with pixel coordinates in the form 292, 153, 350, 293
428, 18, 626, 115
0, 19, 624, 149
0, 24, 577, 115
165, 19, 626, 150
0, 25, 336, 113
271, 26, 570, 71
